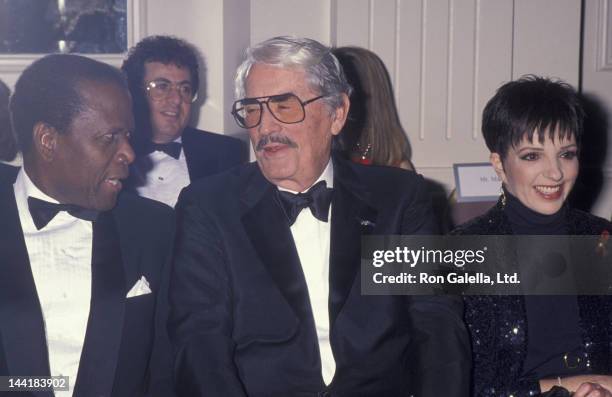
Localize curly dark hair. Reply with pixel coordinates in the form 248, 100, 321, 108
10, 53, 127, 155
482, 75, 584, 159
121, 35, 199, 150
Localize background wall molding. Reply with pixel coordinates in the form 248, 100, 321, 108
597, 0, 612, 71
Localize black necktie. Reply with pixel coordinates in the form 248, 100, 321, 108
277, 181, 333, 226
148, 142, 182, 159
28, 197, 99, 230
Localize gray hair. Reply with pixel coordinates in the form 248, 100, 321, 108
235, 36, 352, 111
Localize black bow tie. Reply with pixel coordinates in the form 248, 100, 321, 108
28, 197, 99, 230
276, 181, 333, 226
147, 141, 182, 159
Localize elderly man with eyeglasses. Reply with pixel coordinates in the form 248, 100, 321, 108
121, 35, 245, 208
169, 36, 470, 397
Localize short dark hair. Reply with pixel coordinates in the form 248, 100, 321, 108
482, 75, 584, 158
121, 35, 199, 148
10, 53, 127, 154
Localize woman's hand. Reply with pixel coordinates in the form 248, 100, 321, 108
541, 376, 612, 396
574, 381, 612, 397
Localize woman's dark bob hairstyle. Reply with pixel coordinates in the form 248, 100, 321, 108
482, 75, 584, 158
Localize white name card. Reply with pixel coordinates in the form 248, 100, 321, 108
453, 163, 501, 202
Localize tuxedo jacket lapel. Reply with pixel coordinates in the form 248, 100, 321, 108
329, 158, 378, 327
239, 160, 378, 328
240, 167, 313, 322
0, 185, 52, 397
73, 211, 126, 397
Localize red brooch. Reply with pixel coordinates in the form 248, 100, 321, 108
596, 229, 609, 257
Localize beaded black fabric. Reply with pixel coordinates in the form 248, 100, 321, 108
452, 198, 612, 397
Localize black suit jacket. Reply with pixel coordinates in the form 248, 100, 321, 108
169, 157, 470, 397
128, 127, 245, 190
0, 180, 175, 397
181, 127, 245, 181
0, 162, 18, 184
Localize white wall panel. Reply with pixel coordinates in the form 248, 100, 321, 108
334, 0, 370, 47
250, 0, 330, 45
332, 0, 516, 188
223, 0, 251, 136
396, 0, 424, 164
419, 0, 450, 153
471, 1, 513, 143
513, 0, 581, 85
371, 0, 398, 85
447, 0, 478, 144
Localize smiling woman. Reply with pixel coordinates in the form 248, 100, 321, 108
491, 133, 579, 215
452, 75, 612, 397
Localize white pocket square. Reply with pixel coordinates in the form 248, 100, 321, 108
126, 276, 152, 298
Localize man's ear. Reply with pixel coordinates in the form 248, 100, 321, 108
489, 152, 507, 184
32, 122, 59, 162
330, 93, 350, 136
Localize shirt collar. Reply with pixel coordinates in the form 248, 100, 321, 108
146, 136, 183, 159
14, 167, 74, 232
278, 159, 334, 194
15, 167, 60, 204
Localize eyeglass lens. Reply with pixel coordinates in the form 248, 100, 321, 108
234, 94, 305, 128
147, 79, 196, 103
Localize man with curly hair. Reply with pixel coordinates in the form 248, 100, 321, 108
122, 35, 245, 207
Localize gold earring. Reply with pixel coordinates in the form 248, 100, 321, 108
500, 187, 507, 208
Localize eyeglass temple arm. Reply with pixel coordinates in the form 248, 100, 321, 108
301, 95, 325, 106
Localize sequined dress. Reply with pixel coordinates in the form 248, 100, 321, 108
452, 197, 612, 397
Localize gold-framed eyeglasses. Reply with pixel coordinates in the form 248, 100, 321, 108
231, 93, 326, 129
145, 78, 198, 103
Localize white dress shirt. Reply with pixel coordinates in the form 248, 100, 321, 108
280, 160, 335, 385
134, 137, 190, 207
14, 168, 92, 397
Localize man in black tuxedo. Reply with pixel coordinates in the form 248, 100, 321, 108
169, 36, 470, 396
1, 54, 174, 396
121, 35, 245, 207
